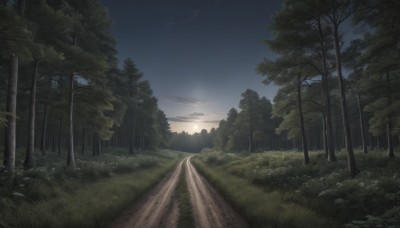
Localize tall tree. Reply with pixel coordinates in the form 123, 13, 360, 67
342, 39, 368, 154
322, 0, 359, 176
121, 58, 142, 153
23, 0, 66, 168
238, 89, 261, 153
355, 0, 400, 158
0, 1, 30, 174
52, 0, 111, 168
259, 0, 338, 162
259, 56, 313, 164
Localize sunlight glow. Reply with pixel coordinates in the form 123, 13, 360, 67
193, 124, 199, 130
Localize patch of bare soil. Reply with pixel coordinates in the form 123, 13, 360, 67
185, 157, 249, 228
108, 159, 184, 228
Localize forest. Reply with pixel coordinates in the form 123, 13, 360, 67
1, 0, 400, 227
213, 0, 400, 176
0, 0, 171, 174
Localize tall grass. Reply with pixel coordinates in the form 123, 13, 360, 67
193, 158, 339, 228
194, 150, 400, 227
0, 149, 183, 227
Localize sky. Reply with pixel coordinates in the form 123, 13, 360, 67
100, 0, 282, 134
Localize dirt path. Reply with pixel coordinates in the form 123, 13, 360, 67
108, 156, 248, 228
185, 157, 249, 228
108, 159, 184, 228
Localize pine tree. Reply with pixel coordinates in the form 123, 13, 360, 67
0, 1, 31, 174
49, 0, 112, 168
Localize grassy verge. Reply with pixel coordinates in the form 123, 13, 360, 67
192, 157, 339, 228
0, 149, 183, 228
176, 164, 195, 228
193, 150, 400, 227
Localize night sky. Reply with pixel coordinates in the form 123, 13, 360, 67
100, 0, 281, 133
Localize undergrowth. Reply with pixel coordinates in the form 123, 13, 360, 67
194, 150, 400, 227
0, 149, 183, 227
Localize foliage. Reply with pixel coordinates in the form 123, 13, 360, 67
196, 150, 400, 226
192, 155, 339, 228
169, 129, 216, 153
344, 207, 400, 228
216, 90, 279, 153
0, 149, 182, 227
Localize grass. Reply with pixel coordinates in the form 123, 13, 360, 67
192, 157, 339, 228
176, 164, 195, 228
0, 149, 184, 228
193, 150, 400, 227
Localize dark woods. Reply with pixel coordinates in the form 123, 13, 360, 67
0, 0, 170, 174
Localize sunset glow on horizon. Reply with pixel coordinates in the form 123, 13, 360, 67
169, 121, 218, 134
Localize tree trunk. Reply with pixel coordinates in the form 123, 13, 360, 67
317, 18, 336, 162
40, 104, 48, 155
332, 21, 358, 176
81, 127, 85, 154
322, 113, 328, 157
369, 134, 374, 151
5, 54, 18, 174
297, 74, 310, 164
248, 125, 253, 153
92, 133, 96, 156
4, 128, 8, 166
385, 73, 395, 158
52, 132, 56, 153
24, 62, 37, 168
129, 127, 133, 154
58, 117, 62, 155
67, 71, 75, 168
98, 138, 102, 155
377, 136, 381, 152
356, 94, 367, 154
387, 117, 394, 158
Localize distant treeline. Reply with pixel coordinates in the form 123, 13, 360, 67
169, 129, 216, 153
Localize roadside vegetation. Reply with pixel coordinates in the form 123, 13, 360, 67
193, 150, 400, 228
0, 149, 182, 227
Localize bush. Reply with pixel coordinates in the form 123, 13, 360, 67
195, 150, 400, 225
345, 207, 400, 228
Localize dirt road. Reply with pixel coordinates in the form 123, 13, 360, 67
109, 156, 248, 228
185, 157, 248, 228
109, 159, 184, 228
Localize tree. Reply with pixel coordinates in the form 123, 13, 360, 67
120, 58, 142, 153
50, 0, 112, 168
342, 39, 368, 154
215, 108, 237, 151
238, 89, 262, 153
0, 0, 30, 174
322, 0, 359, 176
23, 0, 66, 169
156, 110, 171, 148
258, 0, 339, 162
355, 0, 400, 158
259, 56, 313, 164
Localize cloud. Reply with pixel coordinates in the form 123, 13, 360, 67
203, 120, 221, 124
167, 96, 205, 106
190, 112, 205, 117
167, 113, 220, 124
168, 117, 195, 123
168, 114, 200, 123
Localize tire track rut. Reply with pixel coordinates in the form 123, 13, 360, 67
109, 156, 248, 228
